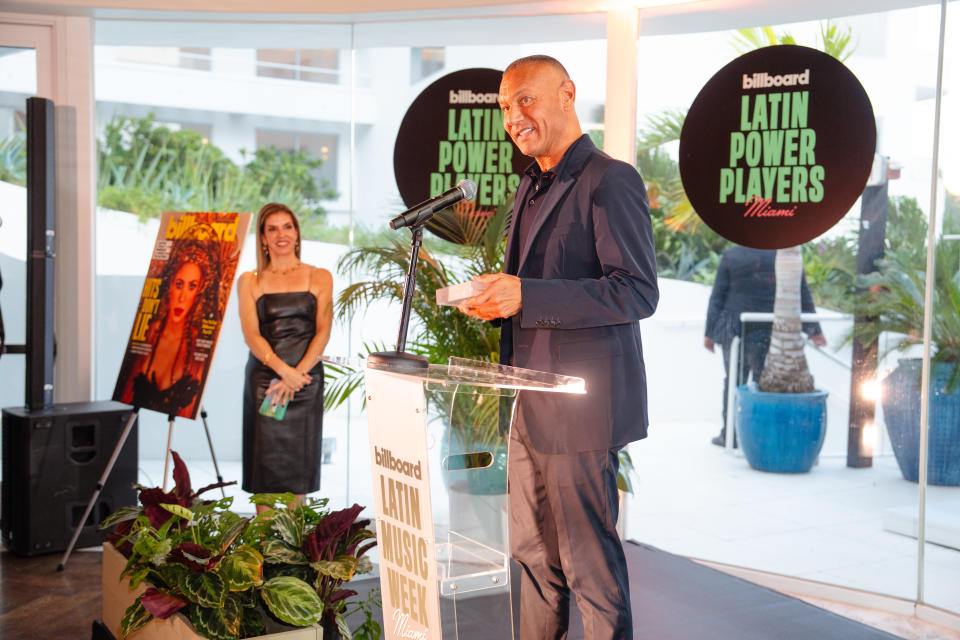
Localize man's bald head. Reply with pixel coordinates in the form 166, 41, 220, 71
504, 55, 570, 81
499, 55, 581, 170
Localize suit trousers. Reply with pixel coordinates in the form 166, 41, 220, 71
508, 419, 632, 639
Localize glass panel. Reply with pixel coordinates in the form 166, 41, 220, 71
0, 46, 36, 412
631, 5, 949, 607
298, 48, 339, 84
178, 47, 211, 71
411, 47, 446, 84
923, 0, 960, 616
255, 48, 296, 80
93, 35, 355, 510
429, 382, 513, 638
365, 366, 526, 638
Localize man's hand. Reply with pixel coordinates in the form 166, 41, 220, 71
704, 337, 715, 353
458, 273, 522, 321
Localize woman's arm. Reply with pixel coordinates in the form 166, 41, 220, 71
237, 271, 310, 398
295, 267, 334, 374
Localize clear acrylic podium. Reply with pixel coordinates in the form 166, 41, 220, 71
365, 357, 585, 640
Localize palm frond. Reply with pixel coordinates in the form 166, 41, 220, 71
636, 109, 686, 153
820, 21, 856, 61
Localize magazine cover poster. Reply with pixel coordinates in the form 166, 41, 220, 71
113, 211, 252, 419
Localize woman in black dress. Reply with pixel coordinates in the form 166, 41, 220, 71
237, 203, 333, 514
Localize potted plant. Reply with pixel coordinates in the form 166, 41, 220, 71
101, 451, 379, 639
736, 245, 829, 473
851, 240, 960, 485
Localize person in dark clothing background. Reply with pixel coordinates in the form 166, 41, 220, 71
704, 245, 827, 446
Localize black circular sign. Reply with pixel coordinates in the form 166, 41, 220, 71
679, 45, 876, 249
393, 68, 529, 242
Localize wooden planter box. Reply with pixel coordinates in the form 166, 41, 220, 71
101, 543, 323, 640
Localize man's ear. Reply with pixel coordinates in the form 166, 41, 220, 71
559, 79, 576, 111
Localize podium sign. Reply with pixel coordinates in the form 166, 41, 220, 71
365, 358, 585, 640
366, 371, 442, 639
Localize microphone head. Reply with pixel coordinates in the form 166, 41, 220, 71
457, 179, 477, 201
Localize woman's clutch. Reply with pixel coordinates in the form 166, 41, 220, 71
258, 379, 289, 420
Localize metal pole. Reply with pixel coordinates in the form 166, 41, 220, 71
917, 0, 948, 604
725, 336, 740, 450
199, 406, 226, 499
396, 225, 424, 353
57, 408, 139, 571
162, 415, 175, 492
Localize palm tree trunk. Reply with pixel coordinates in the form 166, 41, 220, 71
758, 245, 815, 393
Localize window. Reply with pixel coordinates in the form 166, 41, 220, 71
410, 47, 445, 84
178, 47, 211, 71
256, 48, 339, 83
255, 129, 338, 193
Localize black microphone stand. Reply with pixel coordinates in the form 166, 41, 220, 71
366, 221, 430, 372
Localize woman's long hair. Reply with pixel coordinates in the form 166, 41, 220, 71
145, 231, 221, 377
255, 202, 302, 275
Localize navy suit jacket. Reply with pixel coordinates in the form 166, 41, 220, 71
704, 246, 822, 348
500, 136, 659, 454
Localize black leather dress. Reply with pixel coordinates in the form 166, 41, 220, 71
242, 292, 324, 494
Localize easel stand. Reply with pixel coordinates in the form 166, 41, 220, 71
58, 404, 225, 571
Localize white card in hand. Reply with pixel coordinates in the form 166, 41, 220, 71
436, 280, 488, 306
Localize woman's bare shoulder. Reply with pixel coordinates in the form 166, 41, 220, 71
237, 270, 259, 292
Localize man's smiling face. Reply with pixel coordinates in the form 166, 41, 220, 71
498, 62, 575, 169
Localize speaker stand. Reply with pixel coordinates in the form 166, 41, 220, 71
57, 408, 139, 571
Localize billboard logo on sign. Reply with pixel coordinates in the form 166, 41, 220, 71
449, 89, 498, 104
375, 447, 423, 479
743, 69, 810, 89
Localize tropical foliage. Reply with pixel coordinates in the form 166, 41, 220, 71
96, 114, 335, 224
101, 452, 377, 640
848, 194, 960, 391
326, 196, 510, 404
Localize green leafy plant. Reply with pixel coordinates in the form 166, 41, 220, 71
849, 239, 960, 391
801, 235, 856, 310
102, 453, 377, 640
636, 112, 728, 284
301, 503, 377, 637
96, 114, 335, 227
343, 588, 382, 640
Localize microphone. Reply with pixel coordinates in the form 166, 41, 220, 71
390, 179, 477, 230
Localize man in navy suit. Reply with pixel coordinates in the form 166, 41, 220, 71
460, 55, 658, 639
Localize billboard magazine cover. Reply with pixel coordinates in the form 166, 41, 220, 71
113, 211, 252, 419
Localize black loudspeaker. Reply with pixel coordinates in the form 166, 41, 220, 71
25, 96, 56, 411
1, 401, 138, 556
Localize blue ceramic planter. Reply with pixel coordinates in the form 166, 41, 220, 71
881, 360, 960, 486
736, 384, 828, 473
